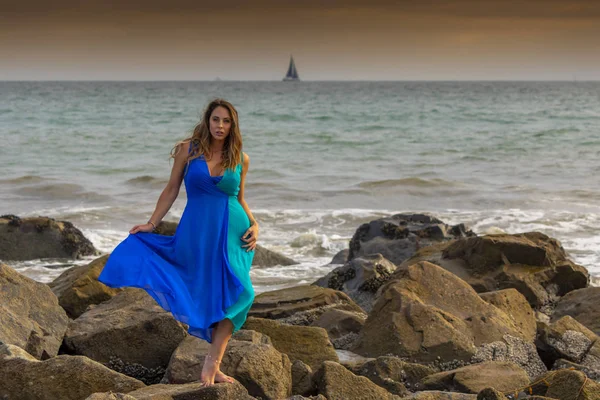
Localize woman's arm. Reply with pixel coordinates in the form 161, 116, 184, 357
239, 152, 259, 251
130, 141, 190, 234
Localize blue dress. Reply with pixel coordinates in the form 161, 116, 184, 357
98, 146, 255, 342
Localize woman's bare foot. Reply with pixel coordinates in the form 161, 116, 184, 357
214, 369, 234, 383
200, 355, 219, 386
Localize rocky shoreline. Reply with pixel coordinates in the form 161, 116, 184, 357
1, 213, 599, 399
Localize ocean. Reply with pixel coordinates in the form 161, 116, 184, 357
1, 81, 599, 291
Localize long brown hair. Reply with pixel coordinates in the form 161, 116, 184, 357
172, 99, 243, 171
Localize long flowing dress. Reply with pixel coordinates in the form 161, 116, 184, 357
98, 146, 255, 343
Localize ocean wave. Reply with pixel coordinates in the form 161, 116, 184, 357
125, 175, 168, 188
15, 183, 111, 202
357, 177, 460, 189
0, 175, 50, 185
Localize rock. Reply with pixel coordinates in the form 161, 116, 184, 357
552, 287, 600, 335
63, 288, 187, 369
249, 285, 364, 325
476, 388, 508, 400
552, 358, 600, 381
0, 263, 69, 359
401, 232, 589, 309
292, 360, 314, 396
313, 360, 397, 400
0, 215, 98, 260
286, 396, 327, 400
311, 308, 366, 342
353, 356, 435, 395
0, 343, 145, 400
85, 394, 137, 400
348, 213, 474, 265
148, 220, 298, 267
243, 317, 338, 369
540, 369, 600, 400
537, 316, 597, 366
126, 381, 255, 400
331, 249, 349, 264
421, 361, 530, 394
479, 289, 536, 342
313, 254, 398, 312
162, 331, 291, 399
48, 254, 125, 319
352, 262, 531, 362
471, 335, 547, 380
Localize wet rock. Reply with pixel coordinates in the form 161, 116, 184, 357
348, 213, 474, 265
62, 288, 187, 369
314, 254, 398, 312
243, 317, 338, 369
421, 361, 530, 394
401, 232, 589, 309
0, 263, 69, 359
48, 254, 125, 319
552, 286, 600, 336
0, 343, 145, 400
352, 262, 531, 363
85, 394, 137, 400
331, 249, 349, 264
249, 285, 363, 325
0, 215, 98, 260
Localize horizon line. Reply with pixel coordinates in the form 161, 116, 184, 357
1, 79, 599, 83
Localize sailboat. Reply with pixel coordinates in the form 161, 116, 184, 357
283, 55, 300, 81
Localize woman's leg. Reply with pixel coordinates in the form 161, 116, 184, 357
200, 318, 235, 385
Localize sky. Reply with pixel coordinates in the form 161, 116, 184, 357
1, 0, 599, 80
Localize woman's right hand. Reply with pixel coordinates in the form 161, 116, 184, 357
130, 223, 155, 234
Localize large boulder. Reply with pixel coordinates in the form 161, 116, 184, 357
243, 317, 338, 369
552, 286, 600, 335
163, 330, 291, 400
313, 360, 397, 400
421, 361, 530, 394
313, 254, 398, 312
0, 263, 69, 359
249, 285, 363, 325
48, 254, 125, 319
353, 356, 435, 394
352, 262, 531, 362
62, 288, 187, 369
151, 220, 297, 267
348, 213, 474, 265
0, 343, 145, 400
401, 233, 589, 309
126, 381, 255, 400
0, 215, 98, 260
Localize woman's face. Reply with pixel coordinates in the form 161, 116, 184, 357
209, 106, 232, 142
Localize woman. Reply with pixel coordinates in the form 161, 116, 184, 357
98, 99, 258, 386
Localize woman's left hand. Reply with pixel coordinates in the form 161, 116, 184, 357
241, 224, 259, 252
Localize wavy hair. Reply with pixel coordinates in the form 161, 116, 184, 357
171, 99, 243, 172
